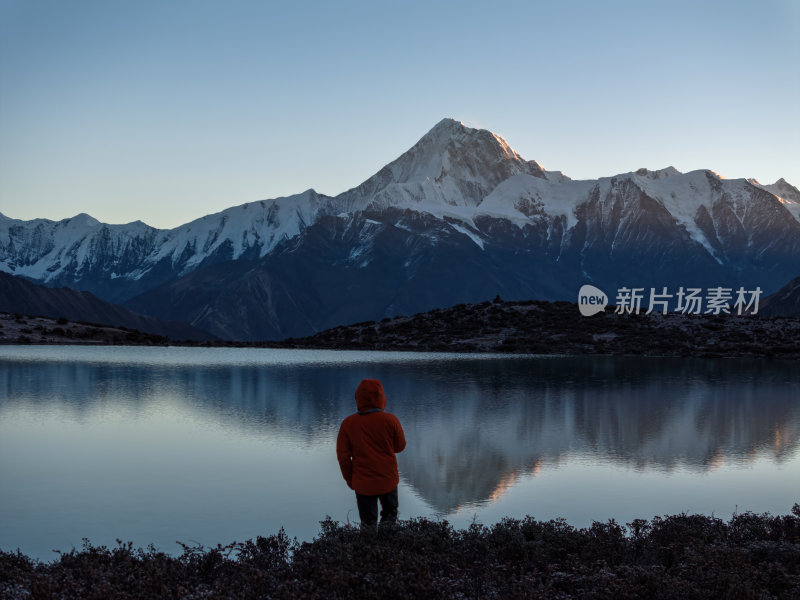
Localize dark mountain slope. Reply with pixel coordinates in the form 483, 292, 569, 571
0, 271, 214, 340
125, 209, 581, 340
761, 275, 800, 317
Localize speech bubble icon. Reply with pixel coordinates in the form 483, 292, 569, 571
578, 284, 608, 316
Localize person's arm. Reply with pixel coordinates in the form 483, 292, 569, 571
394, 419, 406, 453
336, 427, 354, 488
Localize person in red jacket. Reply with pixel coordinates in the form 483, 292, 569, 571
336, 378, 406, 531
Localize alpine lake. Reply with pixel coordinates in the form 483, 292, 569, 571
1, 345, 798, 560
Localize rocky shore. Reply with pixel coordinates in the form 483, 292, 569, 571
4, 299, 800, 358
276, 299, 800, 358
0, 313, 170, 346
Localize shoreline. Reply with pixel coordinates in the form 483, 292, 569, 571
4, 299, 800, 359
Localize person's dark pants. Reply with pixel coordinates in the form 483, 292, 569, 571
356, 488, 398, 531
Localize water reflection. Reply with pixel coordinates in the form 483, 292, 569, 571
2, 351, 798, 516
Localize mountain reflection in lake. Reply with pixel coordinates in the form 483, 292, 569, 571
1, 347, 798, 560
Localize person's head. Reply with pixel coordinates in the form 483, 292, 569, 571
355, 378, 386, 412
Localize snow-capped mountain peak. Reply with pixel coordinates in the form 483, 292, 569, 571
385, 117, 536, 186
634, 166, 681, 179
750, 177, 800, 202
338, 118, 551, 217
69, 213, 101, 228
747, 177, 800, 222
150, 188, 331, 273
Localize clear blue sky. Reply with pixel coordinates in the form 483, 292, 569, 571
1, 0, 798, 229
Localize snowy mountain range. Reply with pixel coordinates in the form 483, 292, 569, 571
2, 118, 799, 340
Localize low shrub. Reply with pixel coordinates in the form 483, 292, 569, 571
3, 506, 799, 599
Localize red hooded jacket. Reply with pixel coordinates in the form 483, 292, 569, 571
336, 379, 406, 496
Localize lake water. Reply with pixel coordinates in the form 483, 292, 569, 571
1, 346, 798, 560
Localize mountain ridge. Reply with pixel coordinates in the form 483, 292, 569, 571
2, 119, 799, 339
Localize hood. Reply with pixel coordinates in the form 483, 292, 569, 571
355, 379, 386, 413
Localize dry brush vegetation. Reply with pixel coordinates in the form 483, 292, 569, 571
2, 506, 799, 599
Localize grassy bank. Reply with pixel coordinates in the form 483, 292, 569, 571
2, 506, 798, 599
